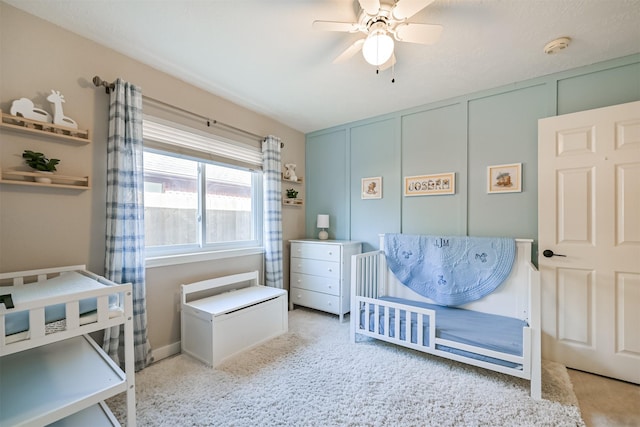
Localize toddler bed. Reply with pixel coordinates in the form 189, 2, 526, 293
0, 265, 136, 426
350, 234, 541, 399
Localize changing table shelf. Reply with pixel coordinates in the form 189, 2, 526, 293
0, 334, 127, 427
48, 403, 120, 427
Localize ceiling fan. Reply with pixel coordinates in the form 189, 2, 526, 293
313, 0, 443, 71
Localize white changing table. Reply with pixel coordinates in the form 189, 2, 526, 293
0, 265, 135, 426
181, 271, 288, 366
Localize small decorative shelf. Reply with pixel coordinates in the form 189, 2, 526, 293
1, 110, 90, 144
281, 173, 303, 184
0, 168, 91, 190
283, 198, 303, 206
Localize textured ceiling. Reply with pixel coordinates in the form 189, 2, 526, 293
5, 0, 640, 133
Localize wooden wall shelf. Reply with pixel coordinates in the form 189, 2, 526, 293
283, 198, 303, 206
0, 169, 91, 190
281, 173, 303, 184
1, 110, 90, 144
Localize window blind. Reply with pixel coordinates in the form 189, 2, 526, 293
143, 116, 262, 169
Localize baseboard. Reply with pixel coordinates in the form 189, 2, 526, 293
151, 341, 181, 362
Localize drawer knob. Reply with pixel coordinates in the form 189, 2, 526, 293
328, 268, 333, 272
297, 279, 301, 283
328, 251, 333, 255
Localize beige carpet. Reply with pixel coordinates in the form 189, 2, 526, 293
109, 308, 585, 426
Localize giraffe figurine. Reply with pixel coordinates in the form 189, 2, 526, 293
47, 89, 78, 129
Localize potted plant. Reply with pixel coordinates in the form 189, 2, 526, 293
22, 150, 60, 183
286, 188, 298, 199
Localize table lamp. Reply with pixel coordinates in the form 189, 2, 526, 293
317, 214, 329, 240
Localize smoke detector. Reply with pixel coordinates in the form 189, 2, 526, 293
544, 37, 571, 54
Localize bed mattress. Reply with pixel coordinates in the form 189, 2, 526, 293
3, 271, 119, 337
360, 296, 527, 368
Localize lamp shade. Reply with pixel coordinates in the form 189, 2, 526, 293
316, 214, 330, 229
362, 31, 394, 66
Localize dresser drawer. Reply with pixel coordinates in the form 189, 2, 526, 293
290, 272, 340, 296
291, 287, 341, 315
291, 242, 341, 262
290, 258, 340, 280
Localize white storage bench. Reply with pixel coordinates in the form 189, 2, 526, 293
181, 271, 288, 366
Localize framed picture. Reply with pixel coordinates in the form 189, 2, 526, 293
361, 176, 382, 199
487, 163, 522, 193
404, 173, 455, 196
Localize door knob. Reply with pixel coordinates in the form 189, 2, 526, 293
543, 249, 566, 258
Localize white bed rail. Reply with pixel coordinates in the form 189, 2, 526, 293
351, 292, 531, 380
350, 250, 383, 341
0, 267, 131, 356
0, 264, 87, 285
355, 295, 436, 353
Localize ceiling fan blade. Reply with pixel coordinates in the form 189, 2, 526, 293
333, 39, 365, 64
359, 0, 381, 16
378, 54, 396, 71
394, 23, 443, 44
392, 0, 436, 20
313, 20, 359, 32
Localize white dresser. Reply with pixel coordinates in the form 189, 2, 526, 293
289, 239, 361, 322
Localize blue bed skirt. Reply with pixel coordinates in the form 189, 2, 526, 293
359, 296, 527, 369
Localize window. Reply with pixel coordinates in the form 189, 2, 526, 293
143, 118, 263, 259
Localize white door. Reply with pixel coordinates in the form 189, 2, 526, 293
538, 101, 640, 384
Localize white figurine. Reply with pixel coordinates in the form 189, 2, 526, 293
10, 98, 52, 123
284, 163, 297, 182
47, 89, 78, 129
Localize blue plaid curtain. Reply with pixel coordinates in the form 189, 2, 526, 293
103, 78, 152, 371
262, 136, 283, 289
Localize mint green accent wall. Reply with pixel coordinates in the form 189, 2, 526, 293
401, 102, 467, 237
305, 129, 348, 240
350, 118, 401, 252
557, 62, 640, 115
467, 84, 547, 242
305, 55, 640, 255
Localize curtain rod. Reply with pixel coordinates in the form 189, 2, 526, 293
92, 75, 276, 145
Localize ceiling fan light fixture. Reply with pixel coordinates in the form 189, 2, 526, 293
362, 30, 395, 66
